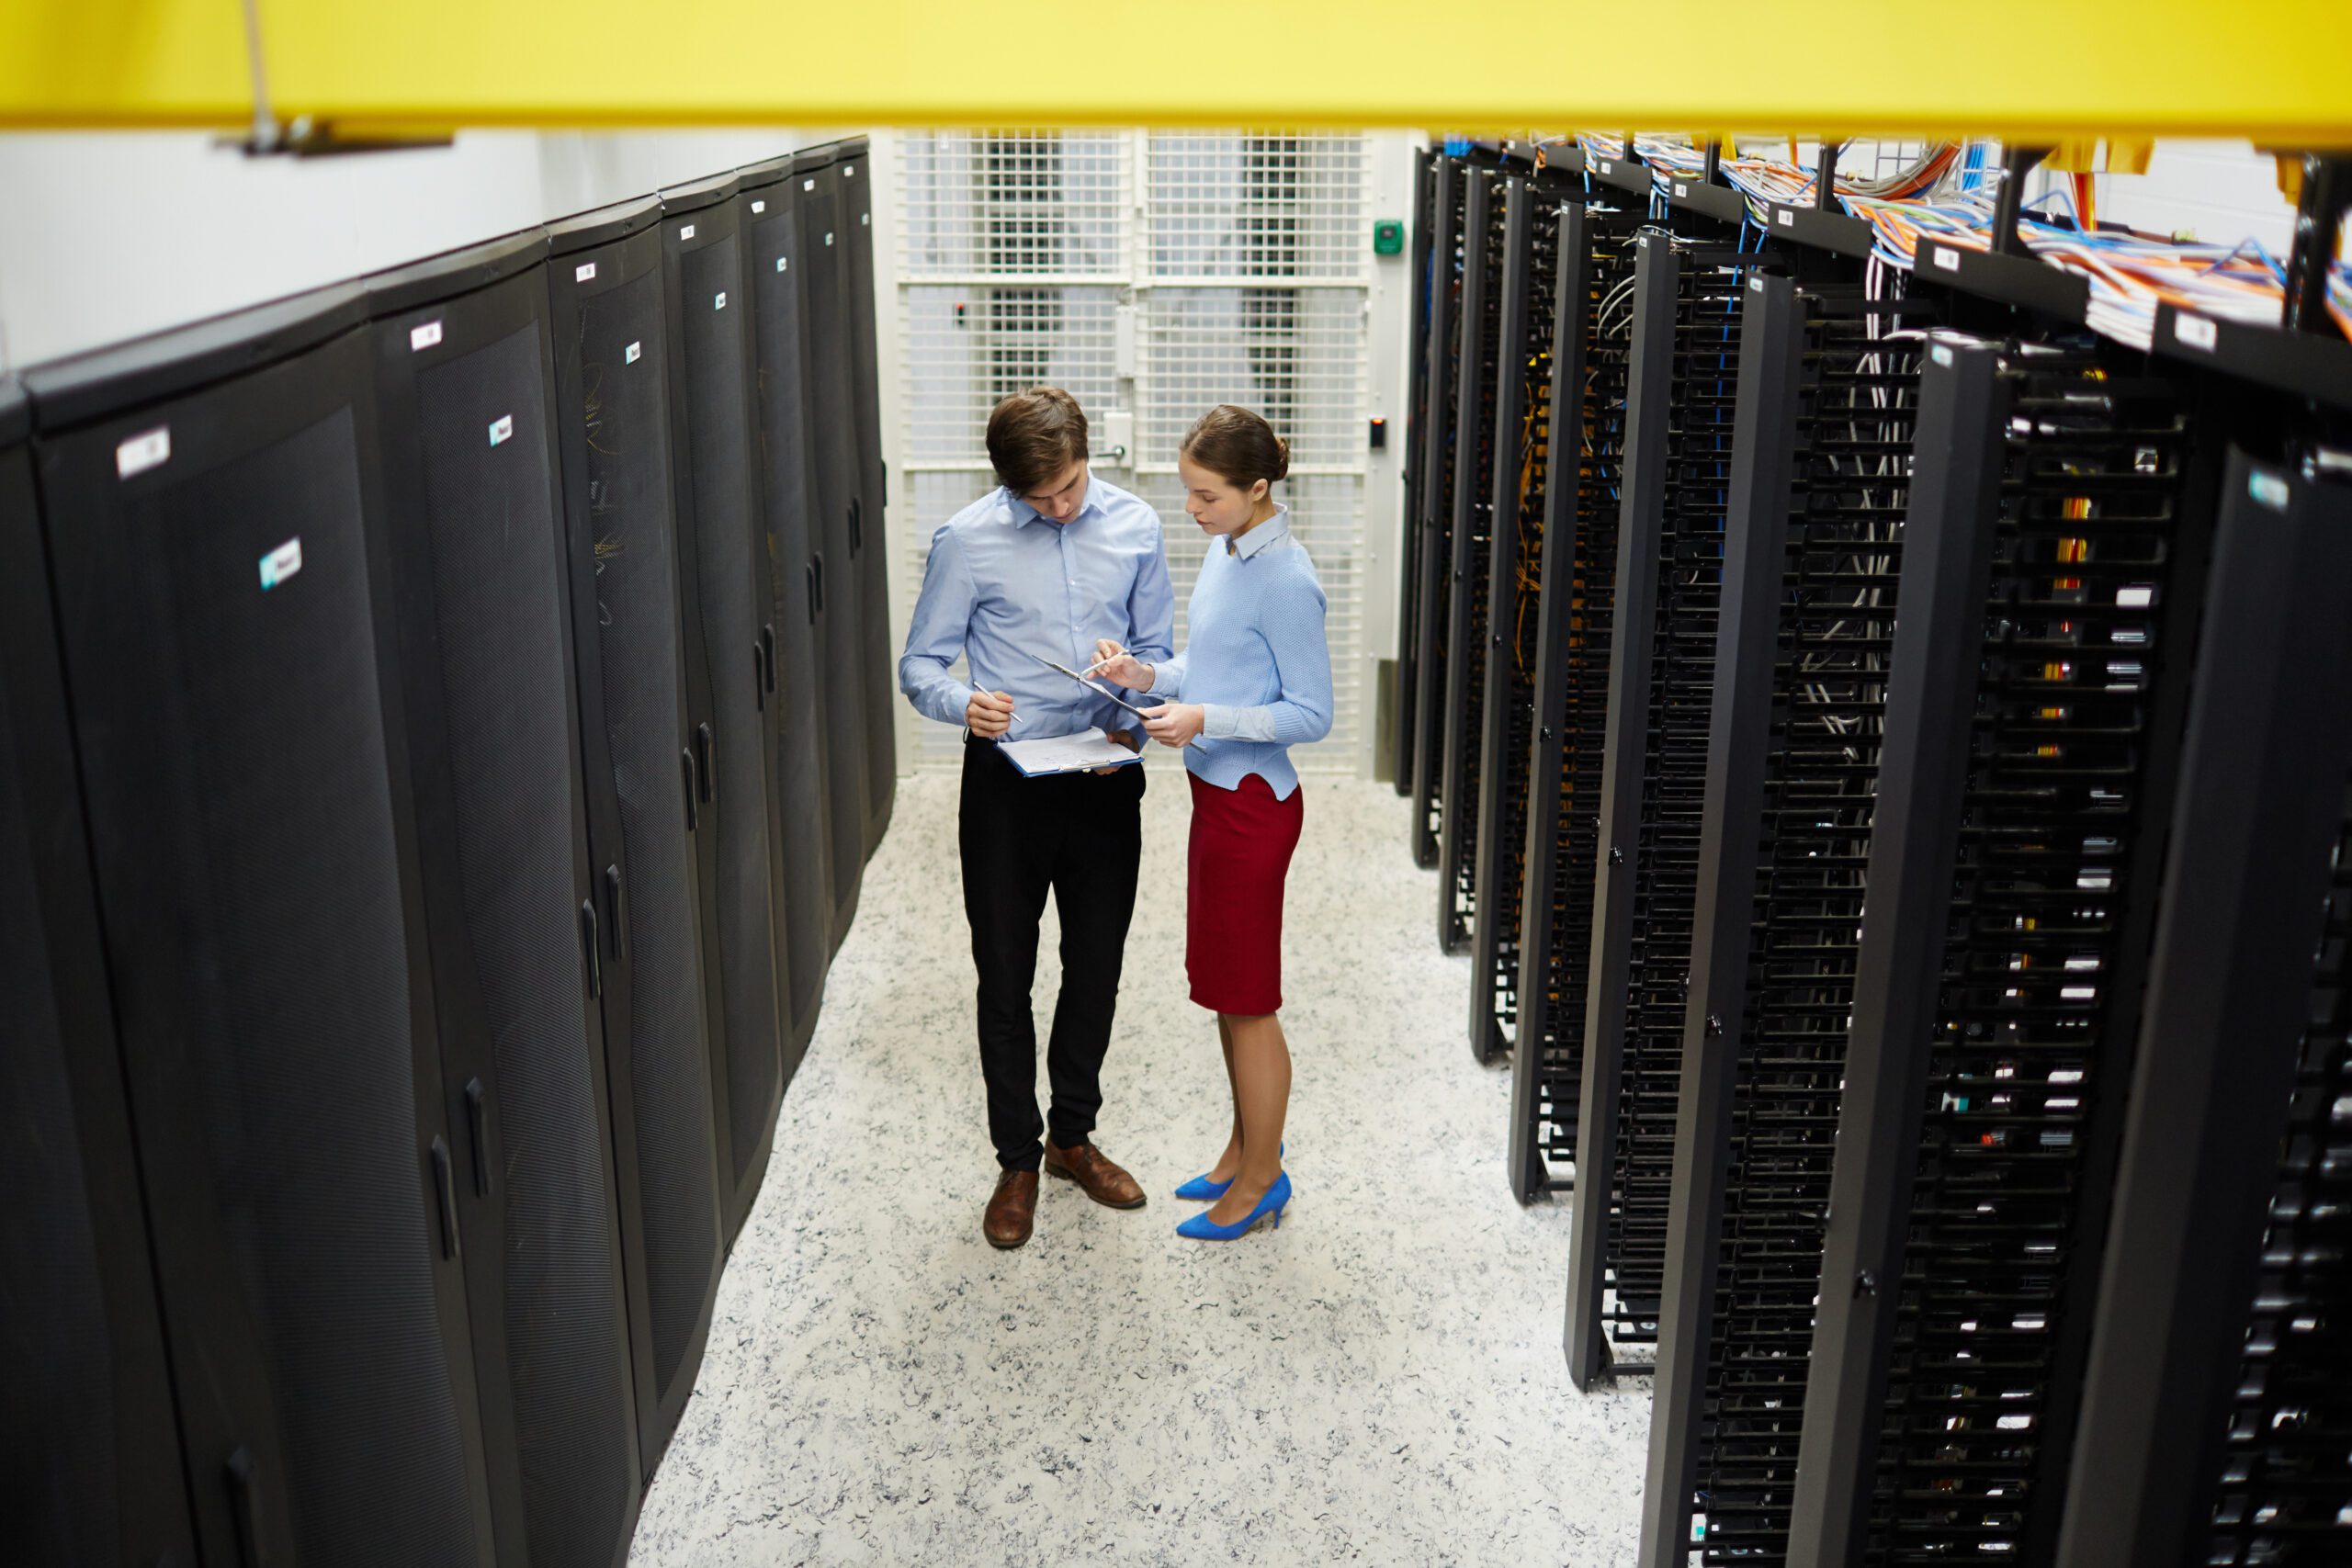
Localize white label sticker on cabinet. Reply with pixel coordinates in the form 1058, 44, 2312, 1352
259, 536, 302, 591
115, 426, 171, 479
410, 320, 444, 353
1778, 208, 1794, 226
715, 291, 727, 310
1598, 161, 1612, 176
862, 212, 870, 226
488, 414, 514, 447
842, 164, 855, 178
625, 341, 641, 365
825, 232, 834, 246
1932, 246, 1962, 272
751, 199, 766, 214
2173, 313, 2218, 351
802, 179, 815, 191
1675, 183, 1689, 197
680, 223, 696, 241
776, 256, 788, 272
575, 262, 597, 283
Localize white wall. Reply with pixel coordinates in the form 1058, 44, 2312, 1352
0, 127, 848, 374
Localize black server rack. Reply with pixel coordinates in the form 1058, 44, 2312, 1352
1394, 145, 1436, 797
1407, 155, 1465, 870
1566, 230, 1748, 1390
658, 175, 791, 1248
793, 149, 870, 946
0, 379, 200, 1568
1435, 166, 1507, 956
545, 198, 725, 1475
2051, 457, 2352, 1568
833, 139, 899, 856
1508, 190, 1643, 1203
21, 290, 498, 1565
1466, 171, 1563, 1061
739, 155, 836, 1066
1635, 272, 1937, 1566
1786, 336, 2217, 1563
361, 233, 644, 1567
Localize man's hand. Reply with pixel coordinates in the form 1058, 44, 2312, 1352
1091, 728, 1142, 774
967, 689, 1015, 739
1141, 703, 1205, 749
1091, 638, 1154, 692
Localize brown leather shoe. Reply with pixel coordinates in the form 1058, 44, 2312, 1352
985, 1169, 1038, 1249
1044, 1140, 1148, 1210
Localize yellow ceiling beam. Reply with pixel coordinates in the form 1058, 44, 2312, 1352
3, 0, 2348, 142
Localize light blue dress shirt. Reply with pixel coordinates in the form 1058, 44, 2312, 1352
899, 474, 1176, 741
1147, 504, 1333, 800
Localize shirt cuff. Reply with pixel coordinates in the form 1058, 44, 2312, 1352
1201, 703, 1237, 739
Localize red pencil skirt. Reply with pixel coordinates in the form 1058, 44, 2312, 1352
1185, 771, 1305, 1015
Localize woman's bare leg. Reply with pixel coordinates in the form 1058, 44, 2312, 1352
1206, 1013, 1245, 1181
1201, 1010, 1290, 1225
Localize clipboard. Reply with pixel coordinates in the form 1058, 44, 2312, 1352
998, 729, 1145, 777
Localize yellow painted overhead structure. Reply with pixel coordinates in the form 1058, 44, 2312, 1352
2, 0, 2348, 141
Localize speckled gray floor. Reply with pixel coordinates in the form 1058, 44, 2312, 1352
628, 761, 1651, 1566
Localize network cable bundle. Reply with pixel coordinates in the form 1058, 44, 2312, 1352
1, 140, 889, 1568
1565, 224, 1752, 1390
1437, 166, 1511, 956
1634, 267, 1939, 1565
1408, 154, 1470, 871
1505, 162, 1643, 1201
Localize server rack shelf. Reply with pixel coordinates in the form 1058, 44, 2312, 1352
1466, 170, 1566, 1062
1396, 145, 1436, 797
1638, 273, 1939, 1567
1437, 166, 1510, 956
1408, 155, 1467, 870
1508, 193, 1644, 1202
1566, 230, 1749, 1388
1789, 334, 2218, 1564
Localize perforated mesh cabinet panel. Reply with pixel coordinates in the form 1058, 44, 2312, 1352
385, 288, 640, 1567
557, 253, 725, 1449
902, 286, 1122, 466
899, 130, 1127, 278
35, 328, 492, 1566
1146, 133, 1365, 279
1509, 195, 1640, 1201
0, 433, 197, 1568
674, 222, 787, 1238
748, 194, 836, 1053
1137, 288, 1363, 472
798, 168, 871, 933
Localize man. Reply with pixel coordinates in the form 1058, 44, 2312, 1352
899, 387, 1175, 1249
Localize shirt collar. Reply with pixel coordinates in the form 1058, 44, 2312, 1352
1006, 476, 1105, 530
1225, 503, 1292, 560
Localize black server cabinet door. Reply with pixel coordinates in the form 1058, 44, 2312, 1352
662, 198, 790, 1246
0, 430, 200, 1568
368, 267, 642, 1566
546, 224, 726, 1474
746, 186, 836, 1059
29, 327, 496, 1567
836, 147, 898, 852
796, 164, 869, 942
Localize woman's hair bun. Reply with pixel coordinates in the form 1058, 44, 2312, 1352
1181, 404, 1288, 489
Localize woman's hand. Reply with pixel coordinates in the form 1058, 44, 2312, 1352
1091, 638, 1154, 692
1141, 703, 1204, 749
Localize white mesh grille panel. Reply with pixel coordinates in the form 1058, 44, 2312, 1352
902, 285, 1122, 465
896, 130, 1370, 775
1146, 133, 1367, 279
899, 130, 1127, 277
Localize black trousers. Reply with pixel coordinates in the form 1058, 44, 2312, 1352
959, 738, 1146, 1171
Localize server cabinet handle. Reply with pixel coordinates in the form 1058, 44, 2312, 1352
752, 642, 767, 711
805, 561, 819, 625
604, 865, 625, 960
761, 623, 777, 694
812, 551, 826, 613
848, 498, 862, 556
579, 897, 603, 1000
226, 1446, 263, 1568
695, 723, 715, 803
463, 1077, 492, 1197
682, 749, 699, 831
429, 1136, 461, 1260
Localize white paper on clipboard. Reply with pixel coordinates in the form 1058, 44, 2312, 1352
999, 729, 1144, 776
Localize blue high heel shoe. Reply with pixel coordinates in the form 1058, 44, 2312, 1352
1174, 1143, 1283, 1201
1176, 1171, 1292, 1241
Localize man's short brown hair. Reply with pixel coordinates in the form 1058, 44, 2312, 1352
986, 387, 1090, 495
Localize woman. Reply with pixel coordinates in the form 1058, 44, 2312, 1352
1093, 405, 1332, 1241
